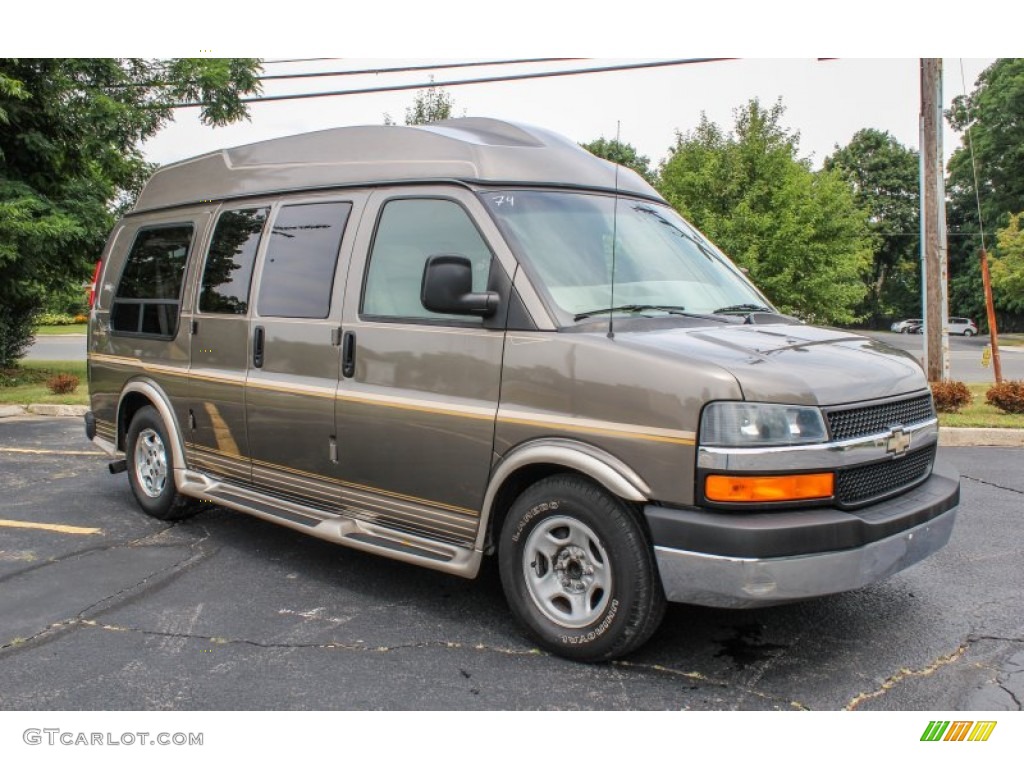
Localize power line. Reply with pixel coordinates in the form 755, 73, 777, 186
99, 58, 583, 89
262, 58, 340, 65
958, 59, 988, 252
173, 57, 735, 108
258, 58, 583, 82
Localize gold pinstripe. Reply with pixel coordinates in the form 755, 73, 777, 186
186, 450, 477, 541
187, 442, 478, 517
95, 418, 116, 441
249, 465, 476, 527
497, 413, 696, 446
94, 352, 695, 455
248, 473, 476, 536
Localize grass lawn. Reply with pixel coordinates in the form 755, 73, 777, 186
0, 360, 89, 405
34, 323, 87, 335
938, 383, 1024, 429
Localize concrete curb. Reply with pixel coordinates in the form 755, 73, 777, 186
28, 404, 90, 417
0, 404, 89, 418
939, 427, 1024, 447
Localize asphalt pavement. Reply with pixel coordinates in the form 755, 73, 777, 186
0, 416, 1021, 710
855, 330, 1024, 383
24, 335, 86, 362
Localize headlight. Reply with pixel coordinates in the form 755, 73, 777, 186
699, 402, 828, 447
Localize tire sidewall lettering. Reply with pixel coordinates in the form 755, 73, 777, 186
559, 598, 619, 645
511, 500, 559, 543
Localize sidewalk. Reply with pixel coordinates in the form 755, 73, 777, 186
0, 404, 89, 418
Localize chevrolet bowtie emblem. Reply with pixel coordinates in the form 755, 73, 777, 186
886, 427, 911, 456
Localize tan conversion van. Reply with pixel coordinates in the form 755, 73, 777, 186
86, 118, 959, 661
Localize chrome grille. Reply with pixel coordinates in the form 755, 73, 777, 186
836, 445, 936, 507
826, 395, 934, 441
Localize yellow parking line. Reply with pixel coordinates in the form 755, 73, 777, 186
0, 519, 102, 535
0, 448, 104, 456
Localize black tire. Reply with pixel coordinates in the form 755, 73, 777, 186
900, 327, 909, 334
125, 405, 199, 521
964, 329, 975, 337
498, 473, 666, 662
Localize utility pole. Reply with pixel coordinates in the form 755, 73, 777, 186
979, 248, 1004, 382
920, 59, 950, 382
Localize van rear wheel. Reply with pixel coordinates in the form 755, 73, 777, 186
126, 406, 199, 521
498, 474, 665, 662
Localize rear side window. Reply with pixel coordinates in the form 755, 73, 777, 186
257, 202, 351, 318
362, 198, 492, 322
111, 224, 194, 337
199, 207, 269, 314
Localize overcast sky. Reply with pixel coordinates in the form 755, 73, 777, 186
140, 58, 993, 173
10, 2, 1006, 176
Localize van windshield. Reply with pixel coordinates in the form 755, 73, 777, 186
482, 190, 770, 324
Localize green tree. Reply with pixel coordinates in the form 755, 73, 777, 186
991, 212, 1024, 313
580, 137, 656, 184
384, 79, 459, 126
0, 58, 261, 367
825, 129, 920, 327
657, 99, 871, 324
946, 58, 1024, 329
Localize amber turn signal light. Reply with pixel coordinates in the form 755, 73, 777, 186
705, 472, 835, 503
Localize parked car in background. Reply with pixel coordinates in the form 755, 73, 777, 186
949, 317, 978, 336
906, 318, 978, 336
891, 318, 922, 333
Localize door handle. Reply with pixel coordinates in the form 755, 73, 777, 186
342, 331, 356, 378
253, 326, 265, 368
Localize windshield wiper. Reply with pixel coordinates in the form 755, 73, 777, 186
633, 204, 718, 262
574, 304, 691, 321
713, 303, 773, 314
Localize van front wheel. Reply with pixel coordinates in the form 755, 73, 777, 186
126, 406, 199, 521
498, 474, 665, 661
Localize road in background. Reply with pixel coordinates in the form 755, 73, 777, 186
856, 330, 1024, 383
25, 335, 86, 362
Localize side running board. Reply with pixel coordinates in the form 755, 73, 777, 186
177, 469, 482, 578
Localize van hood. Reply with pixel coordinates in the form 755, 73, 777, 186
612, 322, 926, 406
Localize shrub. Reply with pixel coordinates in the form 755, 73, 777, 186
0, 300, 40, 368
0, 367, 50, 388
73, 314, 88, 324
46, 373, 80, 395
930, 380, 973, 413
36, 312, 81, 326
986, 380, 1024, 414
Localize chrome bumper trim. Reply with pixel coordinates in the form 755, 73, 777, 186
697, 418, 938, 471
654, 505, 957, 608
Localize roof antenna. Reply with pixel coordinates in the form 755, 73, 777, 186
608, 121, 621, 340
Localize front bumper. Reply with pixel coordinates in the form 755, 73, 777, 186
647, 460, 959, 608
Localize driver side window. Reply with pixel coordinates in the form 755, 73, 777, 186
362, 198, 492, 322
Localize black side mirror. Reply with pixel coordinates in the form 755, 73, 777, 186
421, 254, 499, 317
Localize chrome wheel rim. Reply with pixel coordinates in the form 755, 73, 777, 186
522, 515, 612, 629
134, 427, 168, 498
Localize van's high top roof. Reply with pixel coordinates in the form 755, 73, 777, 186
133, 117, 663, 213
